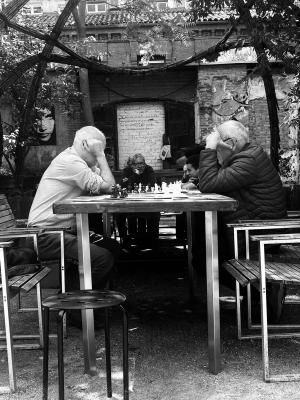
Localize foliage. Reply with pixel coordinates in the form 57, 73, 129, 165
0, 17, 83, 178
187, 0, 300, 168
279, 148, 299, 184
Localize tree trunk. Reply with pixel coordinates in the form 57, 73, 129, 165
240, 5, 280, 169
0, 112, 3, 169
73, 1, 94, 125
253, 46, 280, 169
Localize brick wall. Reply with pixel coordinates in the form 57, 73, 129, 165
117, 102, 164, 170
197, 64, 292, 153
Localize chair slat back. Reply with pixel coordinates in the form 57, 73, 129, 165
0, 194, 16, 230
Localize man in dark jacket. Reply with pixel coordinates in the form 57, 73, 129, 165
198, 120, 287, 315
116, 153, 160, 249
199, 120, 286, 260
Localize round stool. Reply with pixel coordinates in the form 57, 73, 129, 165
42, 290, 128, 400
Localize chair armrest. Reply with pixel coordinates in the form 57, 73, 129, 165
250, 233, 300, 245
15, 219, 28, 227
0, 241, 13, 248
227, 219, 300, 230
287, 211, 300, 218
0, 227, 43, 239
40, 226, 71, 232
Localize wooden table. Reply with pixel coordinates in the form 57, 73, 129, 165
53, 193, 237, 376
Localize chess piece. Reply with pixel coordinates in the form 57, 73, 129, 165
141, 185, 146, 193
133, 184, 139, 193
120, 188, 128, 198
111, 184, 119, 198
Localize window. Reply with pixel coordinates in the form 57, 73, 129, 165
87, 2, 106, 13
22, 6, 31, 14
240, 28, 248, 36
157, 1, 168, 10
110, 0, 118, 6
201, 30, 212, 36
98, 33, 108, 41
215, 29, 225, 36
22, 5, 42, 14
72, 34, 78, 40
97, 3, 106, 12
111, 32, 122, 40
33, 6, 42, 14
87, 4, 96, 12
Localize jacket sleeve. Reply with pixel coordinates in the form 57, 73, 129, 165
198, 149, 258, 193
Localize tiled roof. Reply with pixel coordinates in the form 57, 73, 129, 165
20, 9, 230, 32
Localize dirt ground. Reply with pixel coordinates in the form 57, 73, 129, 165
2, 247, 300, 400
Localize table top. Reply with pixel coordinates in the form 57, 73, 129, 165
53, 192, 237, 214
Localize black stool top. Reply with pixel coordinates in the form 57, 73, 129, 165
42, 290, 126, 310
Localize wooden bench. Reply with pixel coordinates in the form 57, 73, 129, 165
223, 220, 300, 383
0, 194, 67, 393
0, 241, 51, 393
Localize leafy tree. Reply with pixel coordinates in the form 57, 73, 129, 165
0, 15, 82, 183
188, 0, 300, 168
1, 0, 299, 178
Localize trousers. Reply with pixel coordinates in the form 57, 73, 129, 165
36, 231, 120, 291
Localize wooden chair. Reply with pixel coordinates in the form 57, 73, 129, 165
0, 241, 51, 392
0, 194, 67, 392
223, 219, 300, 382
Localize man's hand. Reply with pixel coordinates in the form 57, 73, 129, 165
205, 130, 221, 150
85, 139, 105, 157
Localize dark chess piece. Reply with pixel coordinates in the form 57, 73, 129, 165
111, 184, 119, 198
133, 184, 139, 193
120, 188, 128, 198
141, 185, 146, 193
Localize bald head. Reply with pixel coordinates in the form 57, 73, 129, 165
73, 126, 107, 167
74, 126, 106, 147
216, 120, 249, 152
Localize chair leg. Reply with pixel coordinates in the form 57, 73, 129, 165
57, 310, 65, 400
259, 252, 270, 382
43, 307, 50, 400
104, 309, 112, 398
0, 248, 16, 392
120, 305, 129, 400
36, 283, 44, 347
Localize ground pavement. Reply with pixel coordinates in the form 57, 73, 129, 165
1, 243, 300, 399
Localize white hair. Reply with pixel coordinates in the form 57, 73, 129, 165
216, 120, 249, 151
74, 126, 106, 145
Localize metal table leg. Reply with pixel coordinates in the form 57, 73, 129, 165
186, 211, 196, 302
76, 213, 97, 375
205, 211, 221, 374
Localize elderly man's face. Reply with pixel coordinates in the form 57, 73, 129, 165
216, 137, 236, 165
132, 156, 146, 174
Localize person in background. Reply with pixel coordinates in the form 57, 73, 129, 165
116, 153, 161, 250
175, 145, 205, 243
181, 154, 200, 191
28, 126, 120, 327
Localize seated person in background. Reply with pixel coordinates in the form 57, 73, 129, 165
28, 126, 120, 327
116, 153, 160, 249
181, 154, 200, 191
176, 147, 204, 242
